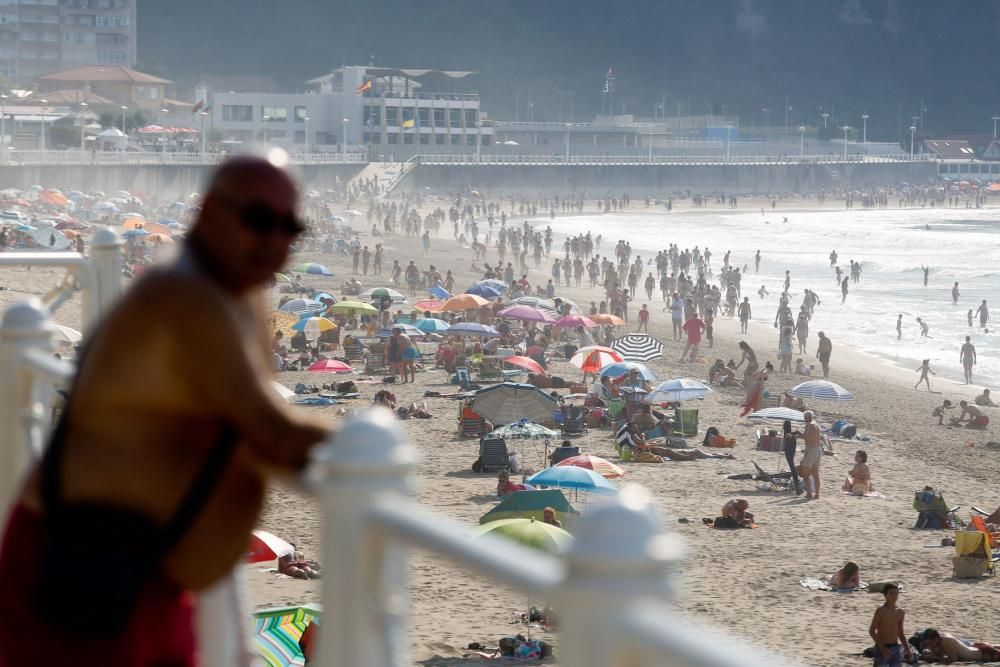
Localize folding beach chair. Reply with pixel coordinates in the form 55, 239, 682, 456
342, 341, 365, 361
913, 490, 963, 529
454, 366, 472, 391
561, 406, 588, 437
459, 403, 489, 438
363, 352, 388, 375
476, 437, 510, 473
673, 408, 699, 437
970, 515, 999, 549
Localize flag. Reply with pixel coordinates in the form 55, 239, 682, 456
401, 118, 415, 130
355, 80, 372, 94
192, 100, 204, 114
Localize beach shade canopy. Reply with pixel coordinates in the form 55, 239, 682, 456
279, 299, 325, 316
472, 382, 558, 425
598, 361, 657, 381
359, 287, 405, 301
447, 322, 499, 337
526, 466, 618, 495
413, 299, 444, 312
553, 314, 596, 328
252, 604, 321, 667
479, 489, 579, 527
291, 262, 333, 276
611, 334, 664, 362
590, 313, 626, 326
556, 454, 625, 479
375, 323, 424, 338
414, 318, 450, 333
502, 355, 546, 375
570, 347, 623, 373
472, 518, 573, 555
647, 378, 712, 403
291, 317, 338, 335
247, 529, 294, 564
327, 300, 379, 314
509, 296, 559, 313
427, 284, 450, 300
29, 228, 70, 250
787, 380, 854, 401
307, 359, 353, 373
343, 209, 362, 216
499, 304, 557, 324
748, 407, 807, 422
438, 294, 490, 311
51, 323, 82, 345
484, 419, 559, 440
466, 282, 505, 299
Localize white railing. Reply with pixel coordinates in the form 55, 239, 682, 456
412, 153, 935, 166
0, 241, 792, 667
382, 155, 419, 193
0, 149, 369, 166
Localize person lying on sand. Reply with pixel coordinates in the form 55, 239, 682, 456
918, 629, 1000, 663
277, 545, 321, 580
842, 450, 873, 495
721, 499, 754, 527
782, 391, 807, 411
646, 447, 734, 461
829, 561, 861, 589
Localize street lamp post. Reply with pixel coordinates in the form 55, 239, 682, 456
842, 126, 850, 160
120, 104, 127, 132
39, 98, 50, 154
821, 112, 829, 129
909, 125, 916, 160
304, 116, 310, 154
992, 114, 1000, 139
798, 126, 806, 157
0, 94, 7, 159
200, 111, 208, 155
564, 123, 570, 162
725, 124, 733, 162
762, 107, 770, 144
342, 117, 349, 155
861, 113, 869, 143
79, 101, 88, 153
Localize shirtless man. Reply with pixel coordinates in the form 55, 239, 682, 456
920, 629, 998, 663
720, 498, 753, 527
0, 156, 330, 665
869, 584, 913, 666
953, 400, 989, 429
816, 331, 832, 378
960, 336, 976, 384
952, 282, 960, 304
796, 411, 822, 500
975, 299, 989, 328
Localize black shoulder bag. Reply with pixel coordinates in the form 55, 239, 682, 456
36, 386, 236, 637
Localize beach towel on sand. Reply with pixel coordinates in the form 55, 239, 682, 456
800, 576, 869, 592
703, 518, 758, 529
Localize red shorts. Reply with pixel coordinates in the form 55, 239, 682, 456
971, 415, 989, 428
0, 504, 196, 667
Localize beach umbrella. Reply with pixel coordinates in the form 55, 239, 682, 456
472, 382, 558, 425
474, 278, 508, 291
556, 455, 625, 479
343, 209, 362, 216
247, 530, 294, 564
146, 233, 175, 245
484, 419, 559, 440
359, 286, 406, 301
413, 299, 444, 312
647, 378, 712, 403
273, 273, 291, 283
598, 361, 657, 381
510, 296, 559, 313
590, 313, 626, 326
570, 348, 624, 373
472, 518, 573, 554
268, 311, 300, 337
499, 305, 556, 324
122, 228, 148, 238
414, 318, 450, 333
526, 466, 618, 495
51, 324, 82, 345
327, 300, 378, 314
465, 283, 505, 299
553, 314, 597, 328
748, 407, 806, 422
787, 380, 854, 401
611, 334, 664, 362
292, 262, 333, 276
479, 489, 578, 528
502, 355, 546, 375
375, 323, 424, 338
291, 317, 338, 335
252, 604, 321, 667
307, 359, 353, 373
312, 292, 336, 304
14, 224, 37, 233
279, 299, 325, 316
439, 294, 490, 311
39, 190, 68, 207
29, 228, 70, 250
427, 285, 450, 300
94, 201, 119, 214
447, 322, 499, 337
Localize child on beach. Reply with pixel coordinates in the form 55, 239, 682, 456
916, 317, 929, 337
868, 584, 914, 666
932, 400, 952, 425
829, 561, 861, 589
914, 359, 935, 391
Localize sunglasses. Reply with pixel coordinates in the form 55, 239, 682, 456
238, 202, 306, 236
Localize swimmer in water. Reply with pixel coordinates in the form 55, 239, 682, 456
896, 314, 903, 340
968, 309, 974, 327
916, 317, 929, 337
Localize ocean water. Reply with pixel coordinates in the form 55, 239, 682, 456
545, 207, 1000, 384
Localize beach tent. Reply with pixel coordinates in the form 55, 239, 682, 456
252, 604, 321, 667
479, 489, 579, 529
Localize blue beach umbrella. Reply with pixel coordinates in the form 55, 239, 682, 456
428, 284, 451, 300
447, 322, 500, 337
414, 318, 450, 333
526, 466, 618, 495
279, 298, 325, 316
466, 283, 505, 299
292, 262, 334, 276
598, 361, 657, 381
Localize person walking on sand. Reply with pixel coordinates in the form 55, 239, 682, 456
960, 336, 977, 384
738, 297, 752, 333
637, 304, 650, 333
816, 331, 832, 378
679, 313, 705, 363
914, 359, 935, 391
921, 265, 929, 286
896, 314, 903, 340
796, 411, 822, 500
868, 584, 914, 666
975, 299, 989, 328
952, 282, 960, 304
669, 292, 684, 340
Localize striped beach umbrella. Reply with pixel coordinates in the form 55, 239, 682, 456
570, 347, 623, 373
279, 299, 325, 316
610, 334, 664, 362
787, 380, 854, 401
252, 604, 320, 667
747, 407, 807, 422
646, 378, 712, 403
556, 454, 625, 479
472, 382, 558, 425
291, 317, 338, 335
509, 296, 559, 314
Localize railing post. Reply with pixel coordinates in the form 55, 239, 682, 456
0, 299, 56, 521
89, 227, 123, 326
556, 485, 683, 667
309, 408, 415, 667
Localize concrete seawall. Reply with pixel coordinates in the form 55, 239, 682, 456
400, 162, 938, 194
0, 163, 366, 197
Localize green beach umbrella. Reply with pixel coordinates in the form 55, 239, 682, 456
479, 489, 579, 529
471, 517, 573, 554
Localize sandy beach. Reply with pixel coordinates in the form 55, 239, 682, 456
2, 197, 997, 667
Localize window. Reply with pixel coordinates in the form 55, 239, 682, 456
149, 87, 159, 99
77, 14, 94, 25
450, 134, 460, 145
466, 134, 476, 145
403, 133, 413, 144
269, 130, 286, 138
433, 108, 444, 125
435, 134, 445, 145
419, 133, 429, 145
294, 106, 307, 122
465, 110, 477, 127
364, 105, 380, 125
387, 133, 398, 144
417, 107, 429, 124
401, 107, 414, 123
384, 107, 397, 125
261, 105, 287, 122
449, 109, 460, 126
222, 104, 253, 122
